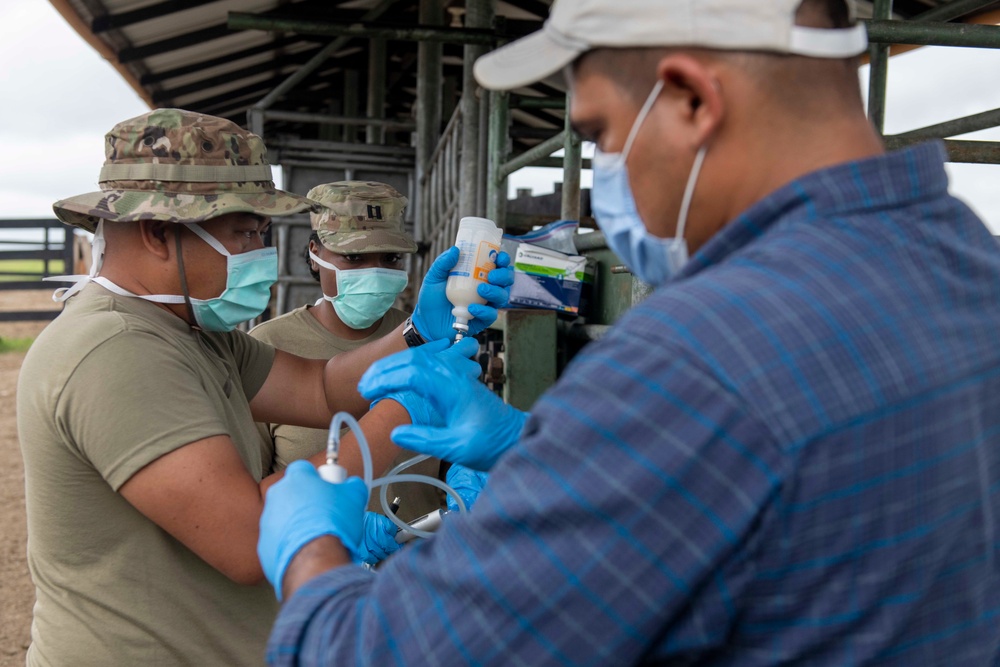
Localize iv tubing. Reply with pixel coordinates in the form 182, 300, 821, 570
378, 455, 468, 537
326, 411, 468, 541
379, 454, 430, 519
371, 476, 464, 538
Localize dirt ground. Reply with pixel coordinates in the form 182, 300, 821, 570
0, 291, 58, 667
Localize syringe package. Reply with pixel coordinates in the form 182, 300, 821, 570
507, 242, 593, 314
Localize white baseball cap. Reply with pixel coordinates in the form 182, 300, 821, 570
474, 0, 868, 90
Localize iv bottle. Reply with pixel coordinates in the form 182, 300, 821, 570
446, 216, 502, 340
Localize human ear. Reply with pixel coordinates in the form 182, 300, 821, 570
656, 55, 725, 149
307, 239, 321, 272
138, 221, 173, 261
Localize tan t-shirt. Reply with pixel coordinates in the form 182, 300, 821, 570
17, 283, 277, 666
249, 303, 443, 520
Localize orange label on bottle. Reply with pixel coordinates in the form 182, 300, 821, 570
473, 241, 500, 282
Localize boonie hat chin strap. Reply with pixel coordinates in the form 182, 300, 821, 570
45, 220, 107, 302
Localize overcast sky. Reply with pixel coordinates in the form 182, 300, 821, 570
2, 0, 999, 234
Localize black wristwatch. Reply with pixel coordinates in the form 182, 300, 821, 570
402, 316, 427, 348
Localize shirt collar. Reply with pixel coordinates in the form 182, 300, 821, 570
677, 141, 950, 280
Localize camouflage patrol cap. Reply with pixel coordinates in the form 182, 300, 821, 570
52, 108, 316, 232
308, 181, 417, 255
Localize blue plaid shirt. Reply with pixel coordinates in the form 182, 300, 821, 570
269, 143, 1000, 666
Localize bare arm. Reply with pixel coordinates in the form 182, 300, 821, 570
250, 322, 407, 428
259, 400, 409, 496
118, 434, 268, 585
120, 400, 410, 584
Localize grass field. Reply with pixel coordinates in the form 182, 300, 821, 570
0, 259, 65, 281
0, 337, 33, 353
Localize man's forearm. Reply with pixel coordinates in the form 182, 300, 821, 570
333, 399, 409, 478
323, 322, 408, 417
260, 399, 410, 496
282, 535, 352, 601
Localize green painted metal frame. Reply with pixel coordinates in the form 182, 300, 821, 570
491, 309, 558, 410
863, 6, 1000, 150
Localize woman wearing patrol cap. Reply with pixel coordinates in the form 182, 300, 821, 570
250, 181, 485, 545
251, 182, 416, 471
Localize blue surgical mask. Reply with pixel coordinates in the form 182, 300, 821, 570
309, 250, 408, 330
590, 79, 708, 286
94, 223, 277, 332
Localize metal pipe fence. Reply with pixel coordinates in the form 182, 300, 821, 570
0, 219, 74, 322
419, 105, 464, 285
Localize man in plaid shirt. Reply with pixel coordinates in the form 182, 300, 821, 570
258, 0, 1000, 664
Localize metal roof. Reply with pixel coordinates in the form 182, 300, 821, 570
50, 1, 1000, 146
50, 0, 571, 151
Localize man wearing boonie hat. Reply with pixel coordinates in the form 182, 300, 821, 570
258, 1, 1000, 664
250, 181, 484, 537
16, 109, 512, 666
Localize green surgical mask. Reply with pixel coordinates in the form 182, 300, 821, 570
94, 223, 277, 332
309, 250, 408, 330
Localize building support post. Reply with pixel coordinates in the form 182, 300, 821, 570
561, 93, 582, 221
415, 0, 444, 243
867, 0, 893, 133
367, 38, 387, 144
458, 0, 494, 218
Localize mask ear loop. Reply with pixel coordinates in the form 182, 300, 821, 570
621, 79, 666, 162
308, 250, 344, 301
174, 226, 201, 329
674, 145, 708, 250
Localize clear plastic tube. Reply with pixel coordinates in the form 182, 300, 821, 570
370, 475, 466, 538
377, 455, 469, 536
326, 412, 373, 493
378, 454, 430, 519
326, 412, 467, 541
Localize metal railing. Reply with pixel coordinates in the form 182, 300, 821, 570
0, 219, 73, 322
418, 105, 464, 283
865, 6, 1000, 161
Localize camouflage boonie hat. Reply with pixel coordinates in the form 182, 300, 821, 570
53, 108, 316, 232
308, 181, 417, 255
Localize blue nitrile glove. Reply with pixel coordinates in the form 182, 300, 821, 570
258, 461, 367, 600
358, 339, 529, 472
360, 512, 402, 565
445, 464, 489, 512
411, 246, 514, 343
369, 337, 482, 425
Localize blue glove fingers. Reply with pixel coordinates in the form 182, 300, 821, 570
443, 335, 480, 359
370, 390, 440, 427
438, 338, 483, 377
495, 250, 512, 270
358, 344, 444, 397
360, 358, 445, 403
477, 283, 510, 308
392, 425, 498, 473
258, 463, 368, 600
411, 247, 460, 343
360, 341, 477, 401
424, 246, 459, 283
360, 512, 401, 565
389, 424, 458, 462
487, 263, 515, 288
282, 457, 319, 482
445, 466, 488, 512
466, 304, 498, 331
